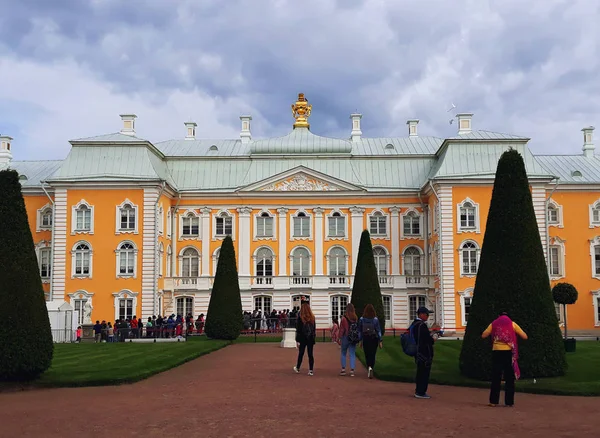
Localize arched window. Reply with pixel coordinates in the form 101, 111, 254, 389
460, 241, 479, 275
73, 242, 91, 277
291, 247, 310, 284
76, 205, 92, 231
402, 211, 420, 236
547, 204, 558, 224
41, 208, 53, 228
590, 201, 600, 226
181, 248, 200, 277
255, 247, 273, 284
166, 245, 172, 277
182, 212, 200, 236
117, 242, 136, 276
328, 247, 347, 283
119, 203, 136, 231
458, 199, 479, 232
369, 211, 387, 236
158, 242, 164, 277
403, 246, 421, 276
373, 246, 388, 276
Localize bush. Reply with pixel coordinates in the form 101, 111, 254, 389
204, 236, 243, 340
459, 149, 566, 380
350, 230, 385, 334
0, 169, 53, 380
552, 282, 578, 339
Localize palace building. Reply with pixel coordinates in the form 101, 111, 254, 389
2, 93, 600, 332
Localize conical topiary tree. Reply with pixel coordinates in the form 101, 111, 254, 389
459, 149, 566, 380
552, 282, 578, 340
350, 230, 385, 334
0, 169, 53, 381
204, 235, 243, 340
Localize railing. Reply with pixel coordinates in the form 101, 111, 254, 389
290, 276, 311, 286
378, 275, 393, 285
328, 275, 350, 285
253, 276, 273, 285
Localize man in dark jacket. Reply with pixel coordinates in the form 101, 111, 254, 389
412, 307, 436, 399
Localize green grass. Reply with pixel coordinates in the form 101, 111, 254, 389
356, 338, 600, 396
33, 338, 229, 388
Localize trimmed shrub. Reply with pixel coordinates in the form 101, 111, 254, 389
552, 282, 578, 339
204, 236, 243, 340
0, 169, 53, 380
350, 230, 385, 334
459, 149, 566, 380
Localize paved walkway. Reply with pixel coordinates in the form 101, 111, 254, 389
0, 343, 598, 437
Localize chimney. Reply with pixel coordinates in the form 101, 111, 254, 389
185, 121, 197, 140
456, 113, 473, 135
0, 135, 13, 167
407, 119, 419, 137
240, 115, 252, 143
582, 126, 595, 157
120, 114, 137, 136
350, 113, 362, 142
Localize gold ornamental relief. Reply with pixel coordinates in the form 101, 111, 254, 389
291, 93, 312, 128
261, 173, 337, 191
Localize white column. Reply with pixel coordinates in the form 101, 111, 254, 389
390, 206, 400, 275
171, 207, 178, 278
438, 186, 456, 330
142, 188, 160, 320
51, 188, 67, 303
237, 207, 252, 276
313, 207, 324, 275
277, 207, 288, 276
531, 186, 548, 261
349, 206, 365, 273
201, 207, 211, 276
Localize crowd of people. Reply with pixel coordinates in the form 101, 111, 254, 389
88, 314, 206, 342
243, 308, 298, 331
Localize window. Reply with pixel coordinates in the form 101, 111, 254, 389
119, 203, 136, 231
167, 210, 172, 238
460, 203, 476, 229
176, 297, 194, 317
182, 213, 200, 236
291, 247, 310, 284
595, 295, 600, 326
328, 212, 345, 237
403, 211, 420, 236
369, 211, 387, 236
254, 295, 272, 314
549, 245, 561, 277
41, 208, 52, 228
255, 247, 273, 280
382, 295, 391, 322
293, 212, 310, 237
464, 297, 471, 322
554, 302, 562, 322
403, 247, 421, 276
213, 248, 220, 275
117, 242, 136, 276
292, 294, 310, 311
373, 246, 388, 276
74, 243, 91, 276
595, 246, 600, 276
39, 247, 52, 279
158, 243, 164, 277
118, 298, 134, 320
256, 212, 274, 237
459, 290, 473, 326
591, 202, 600, 226
547, 205, 558, 224
331, 295, 349, 324
74, 299, 88, 325
409, 295, 426, 321
158, 206, 164, 235
328, 247, 347, 279
215, 212, 233, 236
76, 205, 91, 231
113, 290, 137, 321
460, 241, 479, 275
166, 245, 172, 277
181, 248, 200, 277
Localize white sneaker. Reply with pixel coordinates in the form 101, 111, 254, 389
368, 367, 373, 379
293, 366, 299, 373
308, 370, 314, 376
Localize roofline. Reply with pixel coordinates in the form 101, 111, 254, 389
434, 137, 530, 157
69, 140, 166, 159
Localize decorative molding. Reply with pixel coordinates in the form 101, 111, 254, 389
457, 197, 480, 234
589, 200, 600, 229
547, 199, 564, 228
458, 239, 480, 277
115, 198, 139, 235
71, 199, 94, 235
261, 172, 339, 191
167, 209, 172, 238
166, 245, 172, 278
158, 205, 164, 235
115, 240, 138, 279
68, 290, 95, 324
400, 207, 423, 239
71, 240, 93, 279
36, 202, 53, 232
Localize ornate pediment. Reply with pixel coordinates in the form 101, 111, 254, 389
260, 173, 338, 191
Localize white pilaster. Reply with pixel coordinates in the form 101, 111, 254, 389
142, 188, 160, 319
439, 186, 456, 330
313, 207, 324, 275
531, 186, 548, 260
51, 189, 67, 303
350, 206, 365, 273
278, 207, 288, 276
237, 207, 252, 276
390, 206, 400, 275
201, 207, 211, 275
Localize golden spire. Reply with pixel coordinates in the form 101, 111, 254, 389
291, 93, 312, 129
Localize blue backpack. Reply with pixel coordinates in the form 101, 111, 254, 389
400, 322, 419, 357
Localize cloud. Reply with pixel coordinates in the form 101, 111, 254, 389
1, 0, 599, 160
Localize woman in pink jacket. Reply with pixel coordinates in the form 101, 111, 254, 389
338, 303, 359, 376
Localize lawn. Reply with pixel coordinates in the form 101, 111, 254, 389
34, 338, 229, 388
356, 339, 600, 396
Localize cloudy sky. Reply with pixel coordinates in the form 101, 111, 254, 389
0, 0, 598, 160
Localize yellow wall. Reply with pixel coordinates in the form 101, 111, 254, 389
24, 195, 52, 297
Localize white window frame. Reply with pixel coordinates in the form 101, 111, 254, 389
176, 296, 195, 317
180, 209, 200, 240
326, 209, 348, 240
254, 209, 276, 241
291, 209, 313, 241
290, 246, 312, 279
589, 200, 600, 228
458, 287, 473, 327
408, 295, 427, 322
330, 294, 350, 324
115, 198, 139, 234
402, 245, 423, 276
382, 294, 392, 323
326, 245, 349, 277
112, 289, 138, 321
589, 237, 600, 278
548, 237, 566, 279
68, 290, 94, 325
400, 208, 423, 239
115, 241, 138, 278
593, 290, 600, 327
35, 240, 52, 283
253, 246, 275, 278
253, 294, 272, 314
457, 198, 480, 233
459, 240, 480, 277
37, 203, 53, 232
71, 240, 93, 279
373, 245, 390, 277
167, 209, 172, 238
213, 209, 235, 240
433, 203, 439, 233
547, 200, 563, 228
71, 199, 94, 235
158, 205, 164, 235
158, 242, 164, 277
179, 246, 201, 277
166, 244, 172, 277
368, 209, 390, 239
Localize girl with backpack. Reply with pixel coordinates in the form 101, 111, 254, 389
338, 303, 359, 376
358, 304, 383, 379
293, 302, 316, 376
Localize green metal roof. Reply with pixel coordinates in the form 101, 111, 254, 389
7, 160, 63, 187
70, 132, 149, 143
535, 155, 600, 184
250, 127, 352, 154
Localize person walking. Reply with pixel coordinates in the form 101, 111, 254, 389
358, 304, 383, 379
338, 303, 359, 376
412, 307, 436, 399
294, 302, 316, 376
481, 312, 528, 407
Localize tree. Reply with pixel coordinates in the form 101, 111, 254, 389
459, 149, 566, 380
204, 236, 243, 340
0, 169, 53, 381
552, 282, 578, 340
350, 230, 385, 334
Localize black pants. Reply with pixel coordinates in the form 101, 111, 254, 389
490, 350, 515, 405
297, 342, 314, 370
363, 336, 379, 368
415, 358, 432, 395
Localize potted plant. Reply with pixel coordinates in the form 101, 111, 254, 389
552, 282, 578, 352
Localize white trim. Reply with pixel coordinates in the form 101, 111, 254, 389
457, 287, 473, 327
457, 197, 480, 234
167, 209, 172, 238
326, 245, 349, 276
290, 208, 313, 241
35, 240, 52, 283
115, 198, 139, 235
590, 236, 600, 279
212, 209, 236, 241
458, 239, 480, 277
253, 245, 276, 277
402, 245, 423, 275
548, 236, 566, 280
179, 209, 200, 240
253, 208, 276, 241
115, 240, 139, 278
547, 199, 563, 228
178, 245, 201, 277
67, 290, 95, 325
289, 245, 312, 277
367, 208, 390, 240
325, 208, 348, 241
70, 240, 93, 279
166, 245, 172, 277
158, 242, 164, 277
212, 247, 221, 276
51, 188, 67, 302
36, 203, 53, 232
592, 290, 600, 327
590, 200, 600, 228
71, 199, 94, 235
400, 207, 423, 239
158, 205, 164, 235
112, 289, 139, 321
373, 245, 390, 276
